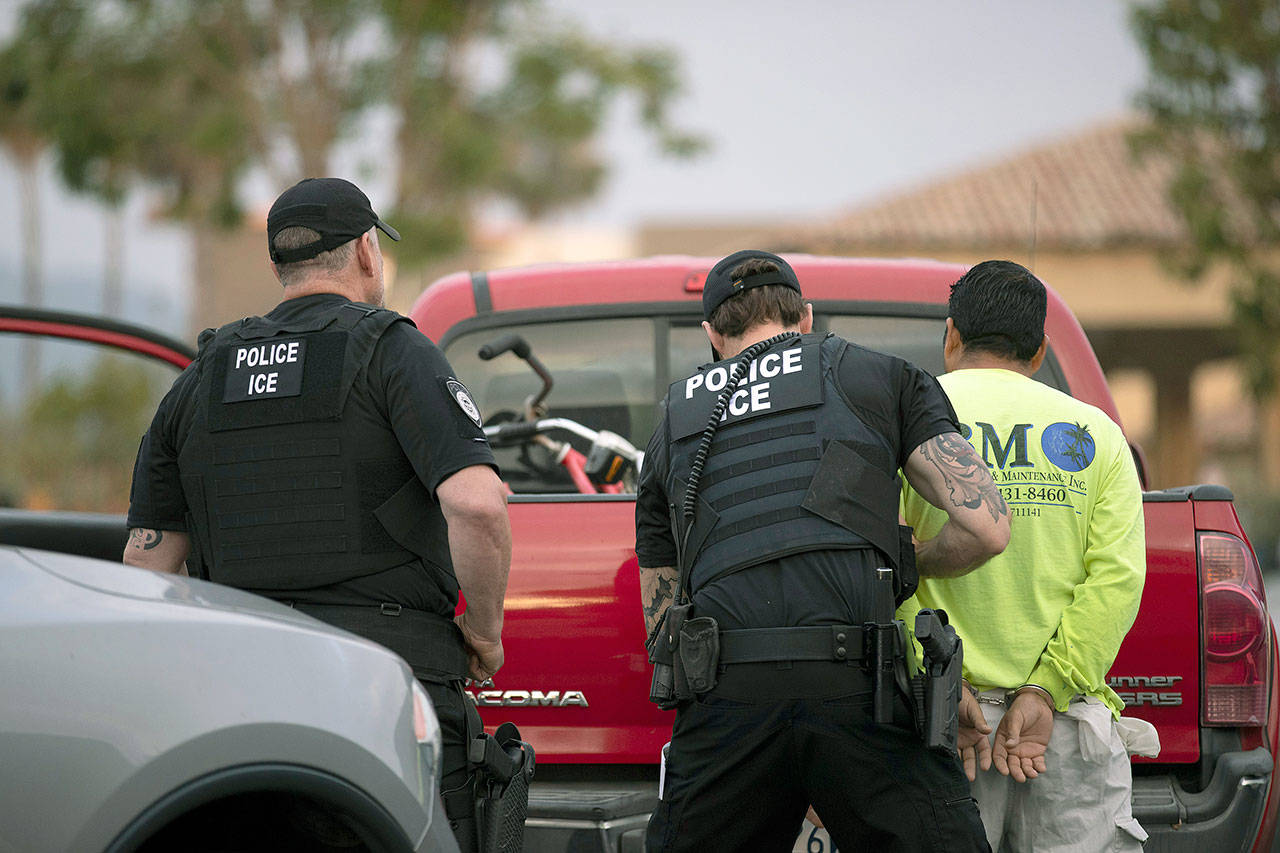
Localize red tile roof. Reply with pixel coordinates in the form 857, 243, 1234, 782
773, 118, 1194, 252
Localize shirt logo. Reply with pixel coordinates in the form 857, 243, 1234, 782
447, 378, 483, 427
1041, 421, 1095, 472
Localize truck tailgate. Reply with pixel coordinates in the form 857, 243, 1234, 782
1110, 498, 1200, 763
475, 497, 668, 763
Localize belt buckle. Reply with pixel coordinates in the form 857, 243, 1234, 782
380, 602, 403, 617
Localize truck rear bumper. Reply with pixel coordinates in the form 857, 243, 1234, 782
1136, 747, 1273, 852
523, 781, 655, 853
524, 748, 1276, 853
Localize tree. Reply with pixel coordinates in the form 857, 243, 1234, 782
0, 39, 48, 395
1130, 0, 1280, 397
7, 0, 703, 264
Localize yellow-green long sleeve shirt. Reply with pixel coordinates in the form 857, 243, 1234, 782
900, 368, 1146, 717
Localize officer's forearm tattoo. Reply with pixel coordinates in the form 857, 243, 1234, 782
127, 528, 165, 551
639, 565, 679, 637
920, 433, 1008, 522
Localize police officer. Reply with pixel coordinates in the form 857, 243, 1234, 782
635, 250, 1009, 852
123, 177, 511, 850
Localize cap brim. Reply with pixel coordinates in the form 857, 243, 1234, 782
376, 218, 401, 241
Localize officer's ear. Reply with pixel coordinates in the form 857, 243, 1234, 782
702, 321, 727, 362
269, 261, 283, 284
800, 303, 814, 334
355, 231, 379, 277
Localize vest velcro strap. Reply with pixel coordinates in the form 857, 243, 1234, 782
217, 502, 345, 530
711, 475, 811, 512
704, 505, 809, 549
288, 602, 469, 683
213, 437, 341, 466
216, 470, 343, 498
701, 446, 821, 491
719, 625, 865, 664
713, 420, 816, 455
222, 535, 347, 561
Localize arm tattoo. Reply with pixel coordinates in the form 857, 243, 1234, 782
921, 434, 1008, 523
128, 528, 164, 551
639, 565, 680, 638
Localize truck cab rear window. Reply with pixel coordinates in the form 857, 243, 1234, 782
444, 312, 1067, 494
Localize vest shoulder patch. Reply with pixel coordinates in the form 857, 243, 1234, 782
445, 377, 483, 428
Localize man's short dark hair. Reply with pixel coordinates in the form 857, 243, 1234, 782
272, 225, 358, 287
708, 258, 806, 338
948, 260, 1047, 362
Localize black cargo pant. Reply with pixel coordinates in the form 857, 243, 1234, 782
423, 679, 483, 851
646, 661, 990, 853
286, 602, 481, 851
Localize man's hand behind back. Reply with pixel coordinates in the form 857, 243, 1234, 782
957, 687, 993, 781
993, 689, 1054, 782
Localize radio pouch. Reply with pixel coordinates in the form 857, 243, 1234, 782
648, 603, 693, 708
677, 616, 720, 694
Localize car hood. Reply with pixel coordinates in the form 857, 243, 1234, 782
9, 546, 329, 630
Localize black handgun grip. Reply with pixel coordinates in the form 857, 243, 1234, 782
915, 608, 958, 668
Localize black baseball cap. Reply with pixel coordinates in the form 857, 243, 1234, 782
702, 249, 802, 320
266, 177, 401, 264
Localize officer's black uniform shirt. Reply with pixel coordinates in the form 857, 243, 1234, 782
635, 338, 957, 630
128, 293, 497, 616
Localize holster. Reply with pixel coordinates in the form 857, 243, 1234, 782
912, 608, 963, 752
469, 722, 536, 853
647, 603, 720, 707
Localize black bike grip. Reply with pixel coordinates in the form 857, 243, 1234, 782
478, 334, 531, 360
487, 421, 541, 443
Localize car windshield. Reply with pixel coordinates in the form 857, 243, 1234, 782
444, 310, 1067, 495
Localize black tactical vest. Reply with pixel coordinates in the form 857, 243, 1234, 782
177, 300, 453, 591
664, 333, 903, 596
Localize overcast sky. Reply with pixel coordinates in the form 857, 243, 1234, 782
544, 0, 1147, 226
0, 0, 1148, 319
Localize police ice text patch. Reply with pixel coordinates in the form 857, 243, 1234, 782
667, 342, 823, 439
223, 338, 306, 402
446, 378, 483, 427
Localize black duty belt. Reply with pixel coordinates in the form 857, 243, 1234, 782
718, 625, 865, 665
285, 601, 469, 684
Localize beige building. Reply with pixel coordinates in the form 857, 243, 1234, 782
745, 117, 1277, 498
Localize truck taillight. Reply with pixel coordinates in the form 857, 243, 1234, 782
1199, 531, 1270, 726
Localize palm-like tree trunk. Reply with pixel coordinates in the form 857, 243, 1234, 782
15, 148, 42, 400
103, 202, 124, 318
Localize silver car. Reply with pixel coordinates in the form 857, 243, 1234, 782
0, 545, 461, 853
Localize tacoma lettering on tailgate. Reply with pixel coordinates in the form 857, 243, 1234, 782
466, 689, 590, 708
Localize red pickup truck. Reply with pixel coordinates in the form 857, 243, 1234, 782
408, 255, 1280, 852
0, 254, 1274, 852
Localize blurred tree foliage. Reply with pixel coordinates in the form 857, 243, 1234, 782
0, 354, 167, 512
1131, 0, 1280, 398
2, 0, 703, 261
